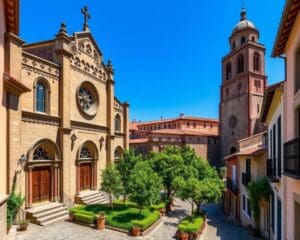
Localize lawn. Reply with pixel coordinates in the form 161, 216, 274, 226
70, 201, 162, 231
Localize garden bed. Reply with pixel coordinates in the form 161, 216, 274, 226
177, 214, 206, 240
69, 201, 163, 235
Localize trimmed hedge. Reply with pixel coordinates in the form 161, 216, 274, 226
74, 212, 96, 224
149, 202, 166, 211
132, 211, 160, 230
178, 215, 204, 234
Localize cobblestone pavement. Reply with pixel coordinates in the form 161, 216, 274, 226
202, 204, 259, 240
17, 200, 258, 240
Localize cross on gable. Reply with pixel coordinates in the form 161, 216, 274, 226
81, 6, 91, 31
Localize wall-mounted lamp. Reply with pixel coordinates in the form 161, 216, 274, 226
19, 154, 28, 170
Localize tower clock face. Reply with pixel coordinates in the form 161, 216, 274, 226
228, 114, 238, 129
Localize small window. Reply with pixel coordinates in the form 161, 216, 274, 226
187, 122, 190, 127
225, 88, 229, 98
255, 80, 261, 92
253, 52, 260, 71
193, 123, 196, 128
251, 36, 256, 42
230, 147, 237, 154
257, 104, 260, 113
204, 123, 207, 128
237, 55, 244, 73
214, 139, 217, 144
208, 139, 211, 144
210, 124, 213, 128
232, 42, 236, 50
241, 36, 246, 45
226, 62, 232, 80
115, 114, 121, 132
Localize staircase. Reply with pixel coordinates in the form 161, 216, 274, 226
75, 191, 108, 205
26, 202, 69, 226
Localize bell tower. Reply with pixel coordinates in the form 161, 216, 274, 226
219, 8, 267, 160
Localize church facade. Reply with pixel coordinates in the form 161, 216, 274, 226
4, 9, 129, 214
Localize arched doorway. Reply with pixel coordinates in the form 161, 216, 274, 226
26, 139, 61, 208
76, 141, 98, 194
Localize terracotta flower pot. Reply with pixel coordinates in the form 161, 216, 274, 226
96, 216, 105, 230
132, 226, 141, 237
180, 232, 189, 240
19, 223, 28, 231
69, 213, 74, 222
160, 208, 166, 217
7, 226, 11, 234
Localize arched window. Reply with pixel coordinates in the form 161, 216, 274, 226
33, 147, 50, 160
251, 36, 256, 42
237, 55, 244, 74
241, 36, 246, 45
230, 147, 237, 154
114, 146, 123, 162
36, 80, 47, 112
115, 114, 121, 132
226, 62, 232, 80
253, 52, 260, 71
79, 146, 92, 159
78, 141, 97, 160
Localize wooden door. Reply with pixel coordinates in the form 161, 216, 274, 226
80, 163, 91, 191
32, 167, 50, 203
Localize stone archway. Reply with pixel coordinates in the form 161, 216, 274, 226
26, 139, 61, 208
75, 141, 98, 194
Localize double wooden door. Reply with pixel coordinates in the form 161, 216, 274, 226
80, 163, 91, 191
32, 166, 50, 203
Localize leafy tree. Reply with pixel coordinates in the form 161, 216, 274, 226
101, 165, 123, 208
149, 146, 184, 204
173, 177, 224, 214
116, 148, 141, 204
128, 162, 162, 214
247, 177, 271, 230
7, 181, 25, 227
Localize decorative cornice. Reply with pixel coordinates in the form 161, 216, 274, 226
70, 65, 106, 84
71, 120, 108, 133
22, 52, 60, 81
22, 111, 61, 126
115, 132, 126, 137
3, 73, 31, 96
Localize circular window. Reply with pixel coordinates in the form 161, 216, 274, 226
77, 81, 99, 118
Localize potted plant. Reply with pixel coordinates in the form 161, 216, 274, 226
7, 223, 11, 234
69, 211, 74, 221
17, 219, 29, 231
180, 231, 189, 240
96, 211, 105, 230
159, 207, 166, 217
132, 225, 141, 237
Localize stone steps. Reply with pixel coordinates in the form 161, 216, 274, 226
75, 191, 108, 205
26, 202, 69, 226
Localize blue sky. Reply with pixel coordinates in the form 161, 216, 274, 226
20, 0, 285, 121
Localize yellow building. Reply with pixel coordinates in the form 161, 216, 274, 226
4, 7, 129, 226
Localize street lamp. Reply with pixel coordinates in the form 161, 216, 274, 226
19, 154, 27, 170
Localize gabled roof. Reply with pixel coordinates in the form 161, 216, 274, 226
272, 0, 300, 57
260, 81, 284, 122
73, 31, 103, 57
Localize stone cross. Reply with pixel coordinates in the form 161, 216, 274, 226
81, 6, 91, 31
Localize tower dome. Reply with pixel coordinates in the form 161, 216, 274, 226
232, 8, 256, 34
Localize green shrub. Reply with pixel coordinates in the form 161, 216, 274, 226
113, 199, 138, 208
74, 212, 96, 224
178, 215, 204, 234
149, 202, 166, 211
132, 211, 160, 230
7, 192, 25, 227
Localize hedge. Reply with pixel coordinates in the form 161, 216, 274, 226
74, 212, 96, 224
178, 215, 204, 234
132, 211, 160, 230
149, 202, 166, 211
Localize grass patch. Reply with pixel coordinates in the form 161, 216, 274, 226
178, 215, 204, 234
69, 203, 160, 231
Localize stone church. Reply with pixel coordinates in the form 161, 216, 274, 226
219, 8, 266, 161
4, 6, 129, 224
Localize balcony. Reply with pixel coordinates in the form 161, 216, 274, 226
242, 173, 251, 186
284, 138, 300, 179
267, 158, 280, 182
226, 178, 238, 195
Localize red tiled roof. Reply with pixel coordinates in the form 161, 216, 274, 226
129, 138, 149, 144
129, 122, 139, 131
238, 147, 267, 156
135, 116, 218, 126
149, 128, 218, 137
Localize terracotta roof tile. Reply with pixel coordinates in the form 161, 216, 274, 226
129, 138, 149, 144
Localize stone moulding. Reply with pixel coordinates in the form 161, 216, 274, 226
22, 111, 60, 126
70, 120, 108, 133
22, 52, 60, 81
70, 65, 106, 84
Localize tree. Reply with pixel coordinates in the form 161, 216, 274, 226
149, 146, 184, 203
100, 165, 123, 208
173, 177, 224, 214
116, 148, 141, 204
128, 162, 162, 214
247, 177, 271, 231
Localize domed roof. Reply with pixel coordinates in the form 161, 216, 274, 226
232, 8, 256, 34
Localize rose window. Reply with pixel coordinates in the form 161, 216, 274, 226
77, 81, 99, 118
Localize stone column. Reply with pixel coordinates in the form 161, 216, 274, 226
123, 102, 130, 149
27, 167, 33, 208
50, 165, 55, 202
93, 161, 97, 190
76, 163, 80, 195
